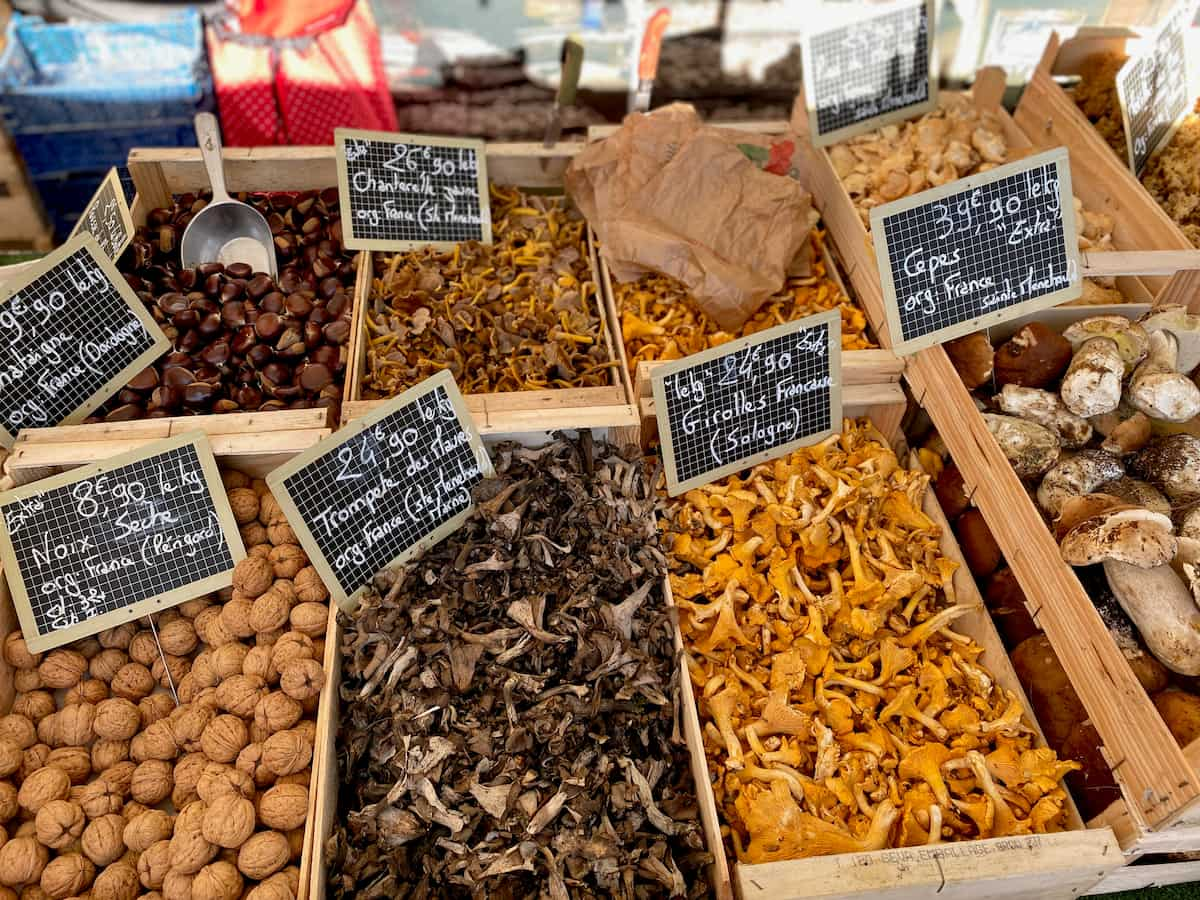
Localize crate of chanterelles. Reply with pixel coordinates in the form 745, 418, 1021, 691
337, 144, 636, 436
1013, 28, 1200, 288
633, 404, 1120, 899
0, 426, 340, 900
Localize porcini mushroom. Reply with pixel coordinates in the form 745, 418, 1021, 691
1138, 305, 1200, 375
1131, 434, 1200, 501
1060, 337, 1126, 417
982, 414, 1061, 478
1126, 330, 1200, 422
995, 384, 1092, 448
1036, 450, 1124, 517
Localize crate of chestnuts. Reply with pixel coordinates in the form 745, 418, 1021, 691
0, 433, 337, 900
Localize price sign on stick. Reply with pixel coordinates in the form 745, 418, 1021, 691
800, 0, 937, 146
872, 147, 1081, 355
267, 370, 492, 610
0, 433, 245, 652
652, 311, 842, 496
1116, 1, 1194, 176
69, 168, 134, 262
335, 128, 493, 251
0, 234, 170, 446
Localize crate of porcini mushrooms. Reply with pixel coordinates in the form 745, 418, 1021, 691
311, 430, 721, 898
338, 143, 635, 436
0, 430, 339, 900
636, 402, 1119, 899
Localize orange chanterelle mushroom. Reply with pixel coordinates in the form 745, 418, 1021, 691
665, 419, 1079, 862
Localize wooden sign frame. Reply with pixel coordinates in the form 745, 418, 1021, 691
872, 147, 1081, 355
0, 431, 245, 652
68, 168, 135, 262
0, 233, 171, 447
267, 369, 493, 611
335, 128, 494, 252
652, 311, 842, 496
800, 0, 938, 147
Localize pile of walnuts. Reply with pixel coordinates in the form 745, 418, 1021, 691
0, 472, 330, 900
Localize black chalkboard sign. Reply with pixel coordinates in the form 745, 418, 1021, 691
69, 168, 134, 262
335, 128, 493, 252
0, 234, 170, 446
0, 433, 245, 652
872, 148, 1081, 354
1116, 2, 1191, 176
652, 311, 842, 495
800, 0, 937, 146
267, 370, 492, 609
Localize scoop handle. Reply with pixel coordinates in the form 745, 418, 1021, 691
194, 113, 231, 204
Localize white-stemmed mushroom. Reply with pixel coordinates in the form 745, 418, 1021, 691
1139, 305, 1200, 376
995, 384, 1092, 448
1126, 330, 1200, 422
1060, 317, 1149, 418
1097, 476, 1170, 516
982, 413, 1061, 479
1131, 435, 1200, 502
1036, 450, 1125, 517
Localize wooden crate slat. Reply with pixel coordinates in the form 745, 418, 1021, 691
1088, 858, 1200, 895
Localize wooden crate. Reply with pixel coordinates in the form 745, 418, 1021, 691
1012, 30, 1195, 294
0, 427, 337, 900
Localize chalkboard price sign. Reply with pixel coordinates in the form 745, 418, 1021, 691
267, 370, 493, 609
800, 0, 937, 146
872, 148, 1081, 354
335, 128, 493, 252
0, 234, 170, 446
652, 311, 842, 496
0, 433, 245, 652
69, 168, 134, 262
1116, 1, 1192, 176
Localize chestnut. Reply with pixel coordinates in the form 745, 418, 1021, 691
247, 344, 272, 369
127, 368, 159, 392
255, 312, 283, 340
183, 381, 216, 406
226, 262, 253, 279
260, 292, 285, 314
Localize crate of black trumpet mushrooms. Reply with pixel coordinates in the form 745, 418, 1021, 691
0, 431, 338, 900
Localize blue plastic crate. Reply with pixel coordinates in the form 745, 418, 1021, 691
0, 11, 209, 130
33, 168, 135, 243
15, 120, 197, 177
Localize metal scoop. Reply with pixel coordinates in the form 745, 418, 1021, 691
181, 113, 277, 277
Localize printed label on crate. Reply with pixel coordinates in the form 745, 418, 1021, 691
652, 311, 842, 496
800, 0, 937, 146
871, 147, 1081, 354
0, 234, 170, 446
0, 433, 245, 653
266, 370, 493, 610
69, 169, 134, 262
335, 128, 493, 252
1116, 0, 1194, 176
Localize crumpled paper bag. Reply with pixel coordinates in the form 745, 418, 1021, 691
566, 104, 815, 330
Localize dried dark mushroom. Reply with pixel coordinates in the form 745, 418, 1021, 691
327, 435, 711, 898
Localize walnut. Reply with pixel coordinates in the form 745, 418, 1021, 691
255, 629, 285, 649
285, 826, 303, 859
39, 853, 93, 899
172, 753, 207, 808
100, 761, 137, 797
136, 840, 170, 890
18, 767, 70, 814
257, 495, 283, 527
34, 715, 59, 749
195, 764, 253, 805
260, 731, 310, 778
231, 558, 273, 600
90, 700, 136, 743
55, 705, 93, 747
222, 470, 250, 491
249, 593, 289, 636
45, 747, 90, 784
122, 809, 173, 853
218, 601, 255, 641
239, 522, 268, 548
234, 745, 272, 789
190, 653, 218, 690
78, 779, 123, 819
168, 802, 216, 875
193, 687, 220, 712
175, 676, 199, 710
80, 814, 125, 866
268, 634, 311, 673
109, 665, 154, 702
215, 676, 266, 719
138, 694, 175, 730
11, 693, 53, 724
179, 597, 212, 619
252, 694, 300, 736
91, 861, 139, 900
249, 543, 271, 560
127, 633, 158, 668
0, 719, 34, 752
97, 625, 135, 652
192, 860, 241, 900
236, 831, 289, 880
151, 653, 190, 689
228, 488, 259, 525
240, 647, 277, 685
18, 746, 48, 784
168, 704, 214, 752
130, 760, 173, 806
34, 801, 85, 849
266, 545, 306, 580
266, 522, 296, 547
287, 603, 326, 640
162, 869, 194, 900
245, 872, 293, 900
278, 659, 322, 702
200, 794, 254, 850
12, 671, 40, 694
0, 836, 47, 887
36, 652, 85, 691
211, 644, 250, 681
122, 798, 149, 821
0, 783, 14, 825
0, 743, 19, 780
256, 784, 307, 832
275, 770, 309, 788
194, 608, 235, 648
90, 741, 128, 773
269, 580, 296, 607
88, 650, 127, 685
292, 721, 316, 746
157, 620, 197, 657
130, 721, 177, 763
2, 634, 40, 671
66, 678, 109, 706
196, 716, 245, 764
293, 568, 327, 605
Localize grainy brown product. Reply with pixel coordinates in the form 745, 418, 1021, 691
363, 185, 616, 397
328, 435, 711, 898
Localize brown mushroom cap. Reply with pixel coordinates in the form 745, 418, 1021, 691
1060, 506, 1177, 567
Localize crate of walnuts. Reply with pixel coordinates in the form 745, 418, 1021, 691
0, 432, 336, 900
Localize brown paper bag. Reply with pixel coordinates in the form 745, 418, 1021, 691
566, 104, 815, 330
